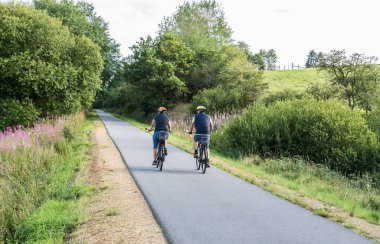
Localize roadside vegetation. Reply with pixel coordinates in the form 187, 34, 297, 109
0, 112, 97, 242
0, 1, 119, 242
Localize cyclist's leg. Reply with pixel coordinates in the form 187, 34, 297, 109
194, 135, 200, 157
206, 136, 210, 163
152, 131, 159, 164
164, 132, 169, 155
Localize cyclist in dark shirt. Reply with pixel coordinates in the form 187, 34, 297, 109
148, 107, 171, 165
188, 106, 213, 165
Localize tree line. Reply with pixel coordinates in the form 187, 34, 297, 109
99, 0, 278, 118
0, 0, 120, 130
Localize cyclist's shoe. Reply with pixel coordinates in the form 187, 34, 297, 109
206, 159, 210, 168
193, 150, 198, 158
152, 160, 157, 166
164, 147, 168, 156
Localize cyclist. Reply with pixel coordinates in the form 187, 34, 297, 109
188, 106, 213, 166
148, 107, 171, 165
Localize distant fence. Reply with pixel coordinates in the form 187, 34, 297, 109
273, 63, 305, 70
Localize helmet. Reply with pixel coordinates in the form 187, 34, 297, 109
196, 105, 206, 111
158, 106, 167, 112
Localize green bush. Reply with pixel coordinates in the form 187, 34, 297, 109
366, 110, 380, 139
191, 81, 262, 114
0, 98, 40, 130
306, 83, 341, 100
262, 89, 303, 106
215, 98, 380, 174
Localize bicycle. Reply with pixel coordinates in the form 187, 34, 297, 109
187, 131, 209, 174
146, 129, 168, 171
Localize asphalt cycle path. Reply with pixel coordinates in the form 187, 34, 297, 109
96, 110, 374, 244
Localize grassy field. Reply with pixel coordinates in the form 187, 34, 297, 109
109, 112, 380, 240
263, 68, 329, 94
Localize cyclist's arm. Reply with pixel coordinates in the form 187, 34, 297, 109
189, 116, 195, 133
168, 120, 172, 131
149, 119, 156, 131
210, 117, 213, 132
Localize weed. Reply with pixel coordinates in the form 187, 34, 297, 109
106, 208, 118, 216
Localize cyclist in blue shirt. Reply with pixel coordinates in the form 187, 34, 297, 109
188, 106, 213, 166
148, 107, 171, 165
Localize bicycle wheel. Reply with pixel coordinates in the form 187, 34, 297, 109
195, 145, 201, 170
196, 157, 200, 170
159, 158, 163, 171
200, 147, 207, 174
155, 147, 160, 168
158, 144, 164, 171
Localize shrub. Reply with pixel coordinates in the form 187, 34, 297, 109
215, 98, 380, 174
0, 98, 40, 130
306, 83, 341, 100
262, 89, 303, 106
190, 81, 262, 114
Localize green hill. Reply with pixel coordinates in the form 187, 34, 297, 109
263, 68, 329, 94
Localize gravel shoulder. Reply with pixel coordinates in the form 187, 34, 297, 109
71, 120, 166, 244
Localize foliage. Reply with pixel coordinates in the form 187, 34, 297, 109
0, 98, 40, 130
159, 0, 232, 51
306, 83, 341, 100
262, 89, 303, 105
159, 0, 234, 98
215, 98, 380, 174
319, 50, 379, 112
0, 113, 93, 242
191, 45, 265, 114
305, 50, 322, 68
34, 0, 121, 89
107, 33, 194, 116
365, 87, 380, 137
251, 49, 277, 70
0, 3, 103, 126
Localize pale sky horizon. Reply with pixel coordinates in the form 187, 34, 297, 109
5, 0, 380, 67
85, 0, 380, 68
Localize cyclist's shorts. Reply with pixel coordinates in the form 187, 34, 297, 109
153, 131, 169, 149
194, 134, 210, 145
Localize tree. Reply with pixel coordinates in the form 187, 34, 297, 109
319, 50, 379, 112
0, 2, 103, 123
265, 49, 277, 70
251, 50, 266, 70
305, 50, 321, 68
124, 33, 194, 116
159, 0, 232, 52
34, 0, 121, 89
158, 0, 233, 99
250, 49, 277, 70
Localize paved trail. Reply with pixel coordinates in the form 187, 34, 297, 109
97, 110, 373, 244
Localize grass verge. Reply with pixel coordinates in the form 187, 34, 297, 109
0, 111, 97, 242
109, 111, 380, 240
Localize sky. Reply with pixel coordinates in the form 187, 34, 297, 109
11, 0, 380, 67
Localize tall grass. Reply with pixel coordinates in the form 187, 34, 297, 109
0, 112, 94, 242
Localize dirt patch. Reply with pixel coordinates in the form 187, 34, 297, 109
70, 121, 166, 244
211, 157, 380, 243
